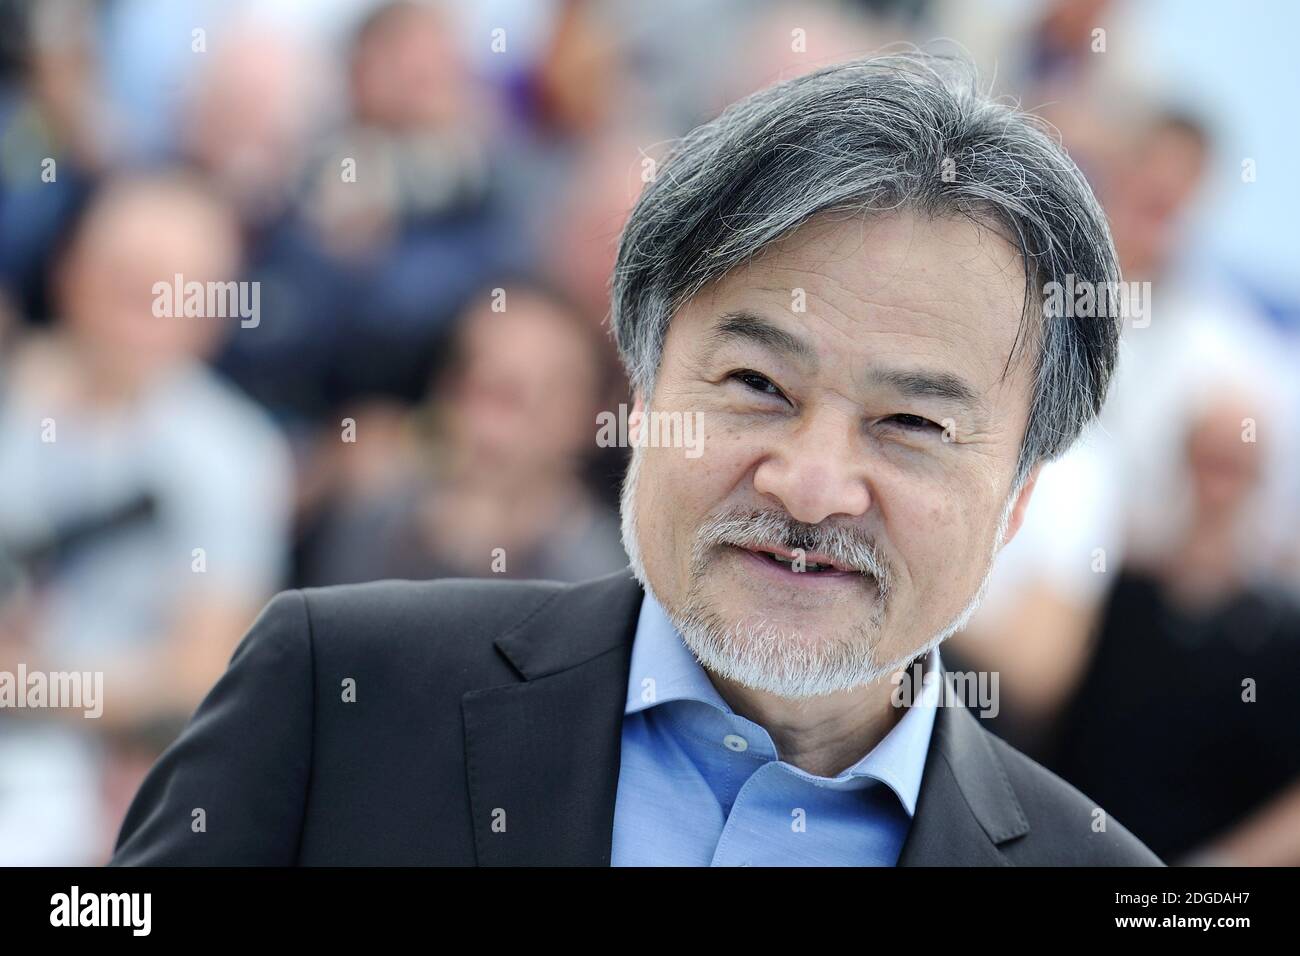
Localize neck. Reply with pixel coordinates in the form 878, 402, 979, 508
707, 669, 907, 777
1160, 511, 1244, 607
66, 336, 155, 404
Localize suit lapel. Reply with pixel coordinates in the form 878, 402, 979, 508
897, 690, 1030, 866
461, 568, 643, 865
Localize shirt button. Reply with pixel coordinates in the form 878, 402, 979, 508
723, 734, 748, 752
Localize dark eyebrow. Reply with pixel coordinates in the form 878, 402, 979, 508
865, 364, 983, 412
706, 310, 818, 369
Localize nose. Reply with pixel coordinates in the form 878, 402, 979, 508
751, 406, 872, 524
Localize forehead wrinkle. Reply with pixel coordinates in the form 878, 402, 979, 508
759, 259, 1012, 353
762, 213, 1025, 317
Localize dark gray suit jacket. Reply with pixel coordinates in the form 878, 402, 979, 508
110, 568, 1163, 866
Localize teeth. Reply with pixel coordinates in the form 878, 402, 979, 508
764, 551, 834, 572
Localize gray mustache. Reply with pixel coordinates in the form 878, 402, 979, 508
694, 509, 892, 597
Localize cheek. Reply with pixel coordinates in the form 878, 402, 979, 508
634, 448, 698, 574
882, 480, 990, 599
638, 425, 754, 551
689, 417, 772, 512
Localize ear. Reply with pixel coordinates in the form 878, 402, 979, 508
999, 462, 1044, 550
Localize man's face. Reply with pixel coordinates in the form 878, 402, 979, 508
448, 295, 599, 472
623, 209, 1039, 696
1109, 125, 1206, 279
62, 189, 238, 373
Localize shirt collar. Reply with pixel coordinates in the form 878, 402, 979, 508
624, 588, 941, 816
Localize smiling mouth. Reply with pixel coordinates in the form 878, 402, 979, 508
751, 549, 848, 573
729, 543, 872, 584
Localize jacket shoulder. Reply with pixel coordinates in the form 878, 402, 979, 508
980, 726, 1164, 866
267, 576, 575, 695
299, 576, 568, 628
296, 576, 567, 647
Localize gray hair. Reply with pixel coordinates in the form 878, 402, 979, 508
609, 52, 1121, 490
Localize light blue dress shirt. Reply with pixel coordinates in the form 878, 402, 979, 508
611, 589, 941, 866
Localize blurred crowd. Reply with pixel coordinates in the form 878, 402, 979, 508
0, 0, 1297, 865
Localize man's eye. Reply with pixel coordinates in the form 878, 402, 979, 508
886, 413, 941, 432
730, 370, 786, 400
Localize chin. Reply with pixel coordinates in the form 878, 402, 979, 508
712, 602, 863, 649
672, 581, 895, 687
678, 612, 897, 699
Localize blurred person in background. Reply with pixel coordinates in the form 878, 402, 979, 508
537, 129, 654, 337
0, 0, 111, 328
1045, 387, 1300, 865
0, 172, 292, 862
532, 127, 656, 512
179, 21, 353, 434
1094, 107, 1300, 587
301, 280, 625, 587
491, 0, 633, 253
724, 0, 887, 103
305, 0, 526, 403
